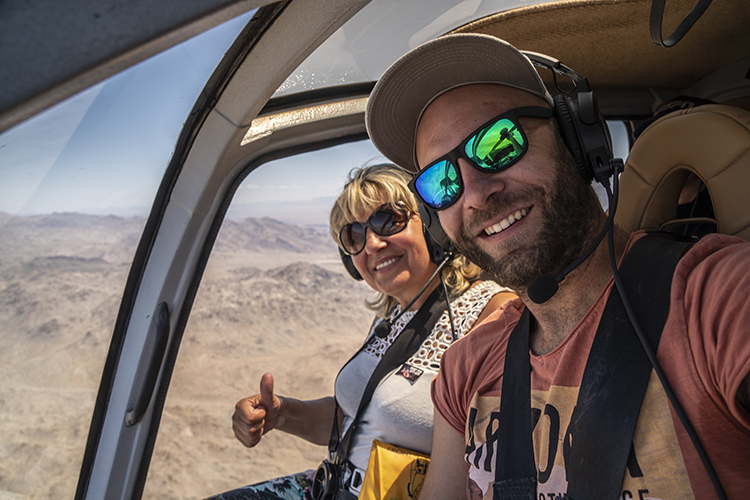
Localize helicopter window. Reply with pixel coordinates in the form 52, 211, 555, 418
142, 141, 382, 497
0, 12, 250, 499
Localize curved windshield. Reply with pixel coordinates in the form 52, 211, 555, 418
274, 0, 541, 97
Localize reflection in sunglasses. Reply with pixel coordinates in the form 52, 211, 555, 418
410, 106, 552, 211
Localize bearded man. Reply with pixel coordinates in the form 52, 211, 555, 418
366, 34, 750, 500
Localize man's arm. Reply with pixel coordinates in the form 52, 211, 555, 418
420, 411, 470, 500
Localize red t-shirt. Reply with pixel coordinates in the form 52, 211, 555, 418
432, 232, 750, 499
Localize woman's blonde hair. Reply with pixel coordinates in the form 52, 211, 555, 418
329, 163, 481, 317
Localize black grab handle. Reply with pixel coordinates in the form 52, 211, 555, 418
125, 302, 170, 427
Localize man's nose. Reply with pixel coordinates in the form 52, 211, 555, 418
458, 159, 505, 209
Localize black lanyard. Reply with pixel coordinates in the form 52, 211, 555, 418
329, 286, 446, 465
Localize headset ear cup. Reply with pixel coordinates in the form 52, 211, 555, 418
554, 94, 592, 182
417, 204, 454, 262
423, 225, 446, 265
339, 247, 363, 281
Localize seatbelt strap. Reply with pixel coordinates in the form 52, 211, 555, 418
566, 233, 691, 499
494, 233, 690, 500
493, 308, 537, 500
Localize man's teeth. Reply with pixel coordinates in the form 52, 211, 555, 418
484, 208, 528, 236
375, 257, 399, 270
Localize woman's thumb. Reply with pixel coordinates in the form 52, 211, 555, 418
259, 372, 275, 408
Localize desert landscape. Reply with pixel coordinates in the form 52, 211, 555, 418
0, 212, 373, 499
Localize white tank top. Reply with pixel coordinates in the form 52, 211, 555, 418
334, 280, 506, 470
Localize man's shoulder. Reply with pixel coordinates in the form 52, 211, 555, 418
673, 232, 750, 280
626, 231, 749, 273
444, 298, 524, 364
436, 299, 525, 410
683, 232, 749, 256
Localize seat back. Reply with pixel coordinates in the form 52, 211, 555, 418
615, 104, 750, 241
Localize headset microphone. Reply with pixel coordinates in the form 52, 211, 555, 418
526, 273, 560, 304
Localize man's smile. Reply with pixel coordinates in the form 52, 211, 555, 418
483, 207, 530, 236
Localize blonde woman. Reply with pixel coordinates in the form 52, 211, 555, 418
209, 164, 514, 500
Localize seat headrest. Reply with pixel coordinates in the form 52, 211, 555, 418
615, 104, 750, 241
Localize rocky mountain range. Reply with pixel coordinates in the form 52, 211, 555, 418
0, 211, 336, 264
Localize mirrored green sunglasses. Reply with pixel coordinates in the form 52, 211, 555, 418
409, 106, 553, 210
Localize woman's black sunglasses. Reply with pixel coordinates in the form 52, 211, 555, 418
339, 203, 410, 255
409, 106, 553, 210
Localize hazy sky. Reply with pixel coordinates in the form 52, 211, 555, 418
0, 9, 384, 223
0, 21, 241, 216
226, 140, 387, 224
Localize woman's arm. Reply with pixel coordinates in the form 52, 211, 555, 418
232, 372, 340, 447
273, 394, 339, 446
419, 412, 470, 500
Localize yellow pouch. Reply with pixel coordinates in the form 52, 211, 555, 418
358, 439, 430, 500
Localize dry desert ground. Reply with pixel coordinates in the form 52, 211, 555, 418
0, 213, 373, 499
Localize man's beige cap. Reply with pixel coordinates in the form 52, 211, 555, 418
366, 33, 553, 172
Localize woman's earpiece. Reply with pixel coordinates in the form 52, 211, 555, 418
418, 204, 455, 256
339, 247, 363, 281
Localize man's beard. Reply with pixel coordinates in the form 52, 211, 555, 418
452, 137, 603, 291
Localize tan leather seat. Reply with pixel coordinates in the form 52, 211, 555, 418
615, 104, 750, 241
